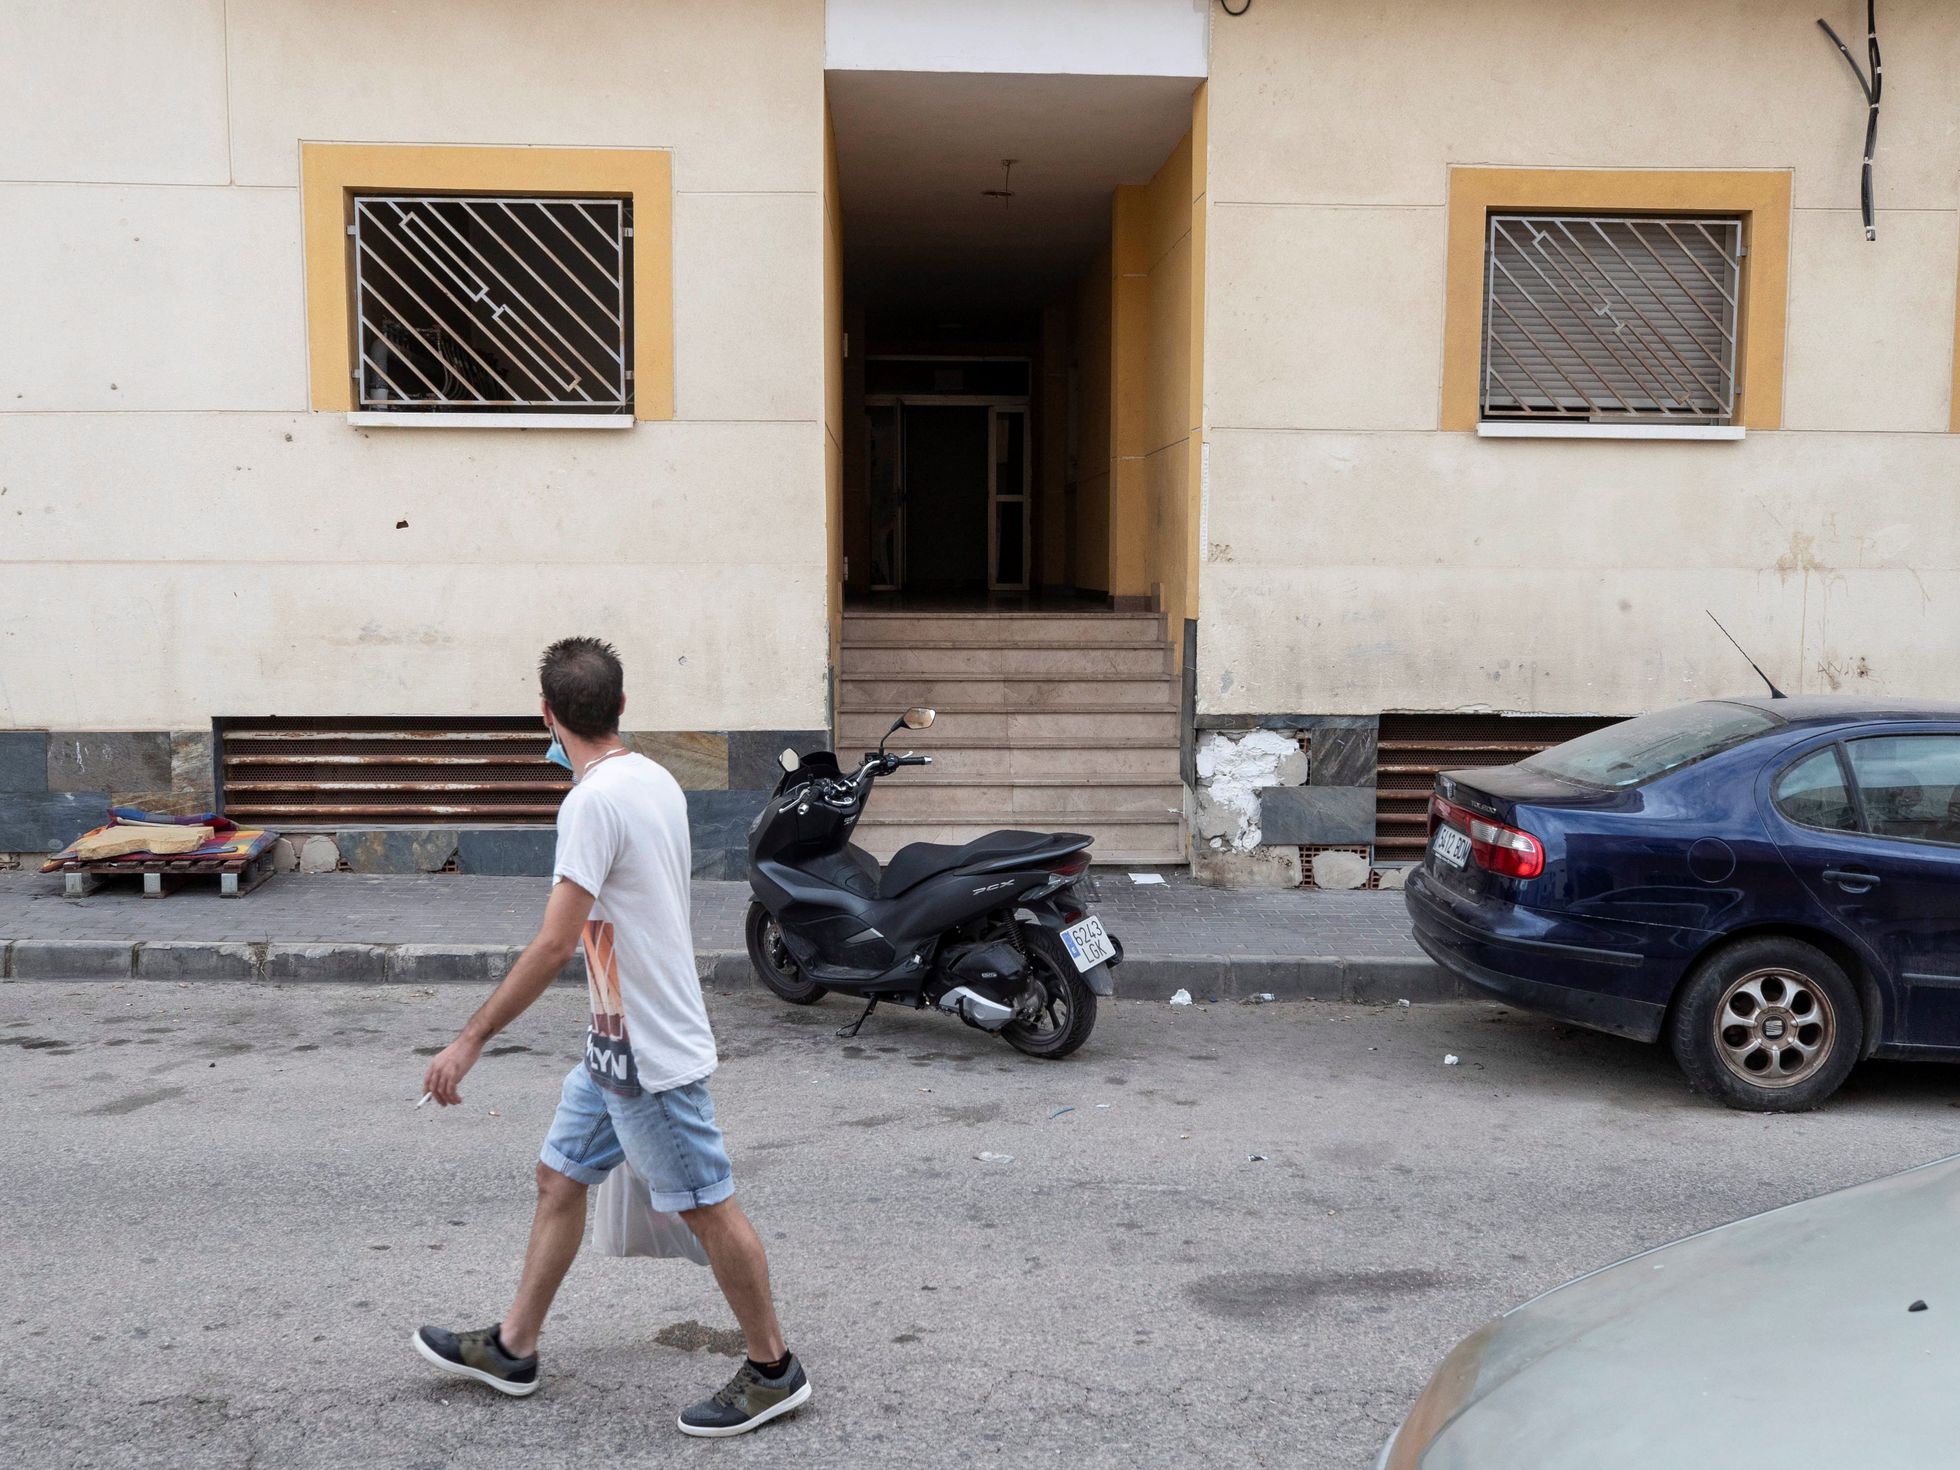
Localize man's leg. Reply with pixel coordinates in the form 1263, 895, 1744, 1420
500, 1162, 588, 1358
681, 1197, 786, 1363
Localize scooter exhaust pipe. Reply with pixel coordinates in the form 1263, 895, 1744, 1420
937, 979, 1046, 1032
936, 986, 1017, 1030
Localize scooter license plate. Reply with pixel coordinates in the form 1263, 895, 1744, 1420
1060, 916, 1116, 972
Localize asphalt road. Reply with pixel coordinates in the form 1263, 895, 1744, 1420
5, 978, 1957, 1470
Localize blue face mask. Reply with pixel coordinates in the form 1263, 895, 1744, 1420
544, 724, 573, 771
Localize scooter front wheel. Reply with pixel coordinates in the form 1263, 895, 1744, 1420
1002, 925, 1098, 1059
745, 901, 828, 1005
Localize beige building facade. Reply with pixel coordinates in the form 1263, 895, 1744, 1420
3, 1, 1954, 882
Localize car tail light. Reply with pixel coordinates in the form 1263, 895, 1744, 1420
1430, 795, 1545, 880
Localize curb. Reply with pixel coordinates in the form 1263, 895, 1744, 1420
0, 939, 1456, 1002
1107, 954, 1459, 1004
1, 940, 587, 988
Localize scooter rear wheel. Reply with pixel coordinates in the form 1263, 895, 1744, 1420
1002, 925, 1098, 1059
745, 901, 828, 1005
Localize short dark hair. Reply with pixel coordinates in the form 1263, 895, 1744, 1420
539, 637, 624, 739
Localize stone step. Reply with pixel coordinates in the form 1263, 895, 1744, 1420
864, 775, 1185, 818
840, 675, 1176, 711
848, 741, 1181, 778
851, 814, 1186, 866
840, 643, 1171, 678
841, 612, 1165, 646
837, 708, 1181, 743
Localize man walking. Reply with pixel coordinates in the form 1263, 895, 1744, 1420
410, 637, 811, 1438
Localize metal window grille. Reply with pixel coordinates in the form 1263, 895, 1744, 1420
351, 194, 632, 414
1481, 213, 1743, 422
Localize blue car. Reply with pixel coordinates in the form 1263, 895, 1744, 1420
1404, 696, 1960, 1110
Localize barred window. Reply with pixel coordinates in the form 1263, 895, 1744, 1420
351, 194, 632, 416
1481, 213, 1742, 424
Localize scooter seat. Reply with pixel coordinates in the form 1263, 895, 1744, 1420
880, 829, 1091, 897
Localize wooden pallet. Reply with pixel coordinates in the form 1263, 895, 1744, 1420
58, 845, 279, 900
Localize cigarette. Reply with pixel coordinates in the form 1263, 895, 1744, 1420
416, 1091, 434, 1108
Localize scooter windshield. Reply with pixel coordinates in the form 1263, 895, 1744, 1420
774, 749, 842, 796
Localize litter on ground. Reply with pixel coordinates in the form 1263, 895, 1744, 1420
1169, 989, 1193, 1006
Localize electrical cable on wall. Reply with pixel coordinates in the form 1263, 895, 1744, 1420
1817, 1, 1882, 241
1220, 0, 1252, 16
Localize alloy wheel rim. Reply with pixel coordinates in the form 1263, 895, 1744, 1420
1018, 947, 1071, 1038
1714, 967, 1835, 1089
763, 919, 797, 979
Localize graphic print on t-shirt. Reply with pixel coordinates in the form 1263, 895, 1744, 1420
582, 918, 642, 1095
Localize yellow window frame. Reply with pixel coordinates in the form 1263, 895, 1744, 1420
300, 142, 673, 421
1441, 167, 1791, 432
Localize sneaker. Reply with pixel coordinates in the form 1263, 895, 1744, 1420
677, 1355, 812, 1437
410, 1324, 541, 1397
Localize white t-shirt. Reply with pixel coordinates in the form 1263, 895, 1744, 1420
552, 752, 718, 1097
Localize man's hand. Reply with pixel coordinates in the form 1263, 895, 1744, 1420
416, 878, 595, 1110
423, 1034, 483, 1107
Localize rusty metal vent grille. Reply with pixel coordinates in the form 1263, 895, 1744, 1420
1375, 713, 1623, 863
217, 717, 567, 826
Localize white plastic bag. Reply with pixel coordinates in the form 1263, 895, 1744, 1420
591, 1163, 711, 1266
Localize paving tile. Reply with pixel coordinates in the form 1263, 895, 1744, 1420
0, 732, 50, 794
46, 733, 173, 796
0, 791, 110, 850
630, 731, 729, 790
727, 731, 828, 791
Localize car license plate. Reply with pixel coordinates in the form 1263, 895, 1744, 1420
1433, 825, 1472, 869
1060, 916, 1116, 972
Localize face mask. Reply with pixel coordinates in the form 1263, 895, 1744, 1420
544, 722, 573, 771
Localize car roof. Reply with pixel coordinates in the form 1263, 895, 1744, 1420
1716, 694, 1960, 727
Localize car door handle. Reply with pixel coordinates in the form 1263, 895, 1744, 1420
1823, 868, 1882, 892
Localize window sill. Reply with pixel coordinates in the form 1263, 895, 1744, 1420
346, 411, 634, 430
1477, 421, 1744, 442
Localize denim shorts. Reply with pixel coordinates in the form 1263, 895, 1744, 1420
538, 1064, 735, 1213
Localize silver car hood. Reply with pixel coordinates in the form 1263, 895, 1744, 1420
1421, 1154, 1960, 1468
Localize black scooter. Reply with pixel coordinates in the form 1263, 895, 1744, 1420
744, 708, 1120, 1058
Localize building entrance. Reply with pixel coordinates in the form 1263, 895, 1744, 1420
866, 390, 1032, 594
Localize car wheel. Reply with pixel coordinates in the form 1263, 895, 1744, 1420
1669, 937, 1862, 1111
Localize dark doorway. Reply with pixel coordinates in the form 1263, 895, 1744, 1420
902, 405, 989, 593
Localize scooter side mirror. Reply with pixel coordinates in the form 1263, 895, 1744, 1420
903, 707, 936, 730
778, 748, 799, 773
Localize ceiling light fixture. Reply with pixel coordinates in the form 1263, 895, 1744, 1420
981, 158, 1017, 206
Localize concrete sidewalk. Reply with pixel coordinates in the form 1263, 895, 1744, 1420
0, 869, 1450, 1002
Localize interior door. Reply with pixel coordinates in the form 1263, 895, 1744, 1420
1771, 732, 1960, 1048
988, 406, 1030, 592
902, 404, 989, 593
866, 404, 903, 591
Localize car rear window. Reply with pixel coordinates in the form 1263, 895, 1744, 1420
1522, 702, 1781, 789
